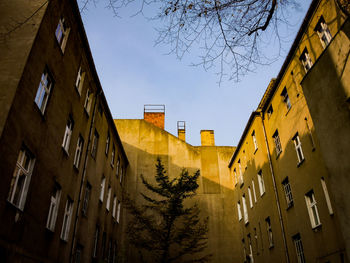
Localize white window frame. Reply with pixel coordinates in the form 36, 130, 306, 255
293, 134, 305, 164
84, 89, 93, 114
242, 195, 249, 224
257, 171, 265, 196
75, 66, 85, 95
55, 17, 70, 52
293, 234, 306, 263
273, 130, 282, 157
282, 177, 293, 208
99, 177, 105, 203
73, 135, 84, 169
8, 148, 35, 210
237, 201, 242, 221
106, 133, 110, 155
116, 201, 121, 223
321, 177, 334, 215
46, 185, 61, 231
300, 48, 313, 73
252, 180, 257, 203
35, 69, 53, 114
62, 117, 73, 153
82, 183, 91, 216
106, 186, 111, 211
112, 195, 117, 218
116, 158, 120, 178
247, 234, 254, 262
61, 198, 73, 241
234, 168, 237, 186
252, 130, 258, 152
266, 217, 274, 248
238, 160, 243, 186
315, 16, 332, 48
305, 190, 321, 228
248, 187, 253, 208
111, 145, 115, 167
281, 87, 292, 110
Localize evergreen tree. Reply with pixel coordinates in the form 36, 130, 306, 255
124, 158, 211, 263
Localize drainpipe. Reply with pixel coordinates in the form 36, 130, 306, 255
257, 110, 290, 263
70, 89, 101, 262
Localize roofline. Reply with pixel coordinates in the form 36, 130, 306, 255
69, 0, 129, 165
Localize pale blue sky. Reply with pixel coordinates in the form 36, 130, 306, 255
80, 1, 311, 146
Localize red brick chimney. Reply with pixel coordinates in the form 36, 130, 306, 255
144, 105, 165, 130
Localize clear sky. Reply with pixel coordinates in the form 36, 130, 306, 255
79, 0, 312, 146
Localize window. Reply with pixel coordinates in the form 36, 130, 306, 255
315, 16, 332, 48
233, 168, 237, 185
321, 177, 334, 215
293, 234, 306, 263
237, 201, 242, 221
106, 186, 111, 211
265, 217, 274, 248
305, 190, 321, 228
282, 177, 293, 208
247, 234, 254, 262
281, 87, 292, 110
112, 195, 117, 218
116, 201, 121, 223
111, 145, 115, 167
273, 130, 282, 157
242, 239, 246, 261
55, 17, 70, 52
299, 48, 313, 73
61, 198, 73, 241
82, 183, 91, 216
62, 117, 74, 153
75, 66, 85, 95
106, 133, 110, 155
46, 185, 61, 231
242, 195, 248, 224
267, 105, 273, 119
293, 133, 304, 164
116, 158, 120, 178
73, 135, 84, 169
252, 131, 258, 151
254, 228, 259, 252
8, 147, 35, 210
93, 226, 99, 258
257, 171, 265, 196
238, 159, 243, 186
35, 68, 53, 114
84, 89, 93, 114
91, 130, 99, 159
100, 177, 105, 202
248, 187, 253, 208
252, 180, 257, 203
120, 166, 124, 184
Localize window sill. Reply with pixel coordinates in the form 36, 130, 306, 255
6, 200, 23, 212
33, 102, 46, 120
285, 107, 292, 116
74, 86, 82, 97
312, 224, 322, 232
62, 147, 69, 157
84, 108, 90, 118
254, 148, 258, 154
297, 159, 305, 167
73, 164, 79, 173
276, 152, 282, 160
260, 192, 266, 198
286, 202, 294, 211
269, 244, 274, 249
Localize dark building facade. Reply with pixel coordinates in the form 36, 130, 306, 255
0, 0, 128, 262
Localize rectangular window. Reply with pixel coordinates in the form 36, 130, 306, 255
106, 186, 111, 211
254, 228, 259, 253
299, 48, 313, 73
100, 177, 105, 202
75, 66, 85, 95
252, 130, 258, 151
84, 89, 93, 114
82, 183, 91, 216
248, 187, 253, 208
281, 87, 292, 110
293, 234, 306, 263
116, 158, 120, 178
242, 194, 248, 224
8, 147, 35, 210
106, 133, 110, 155
321, 177, 334, 215
120, 166, 124, 184
237, 201, 242, 221
267, 105, 273, 119
247, 234, 254, 262
273, 130, 282, 157
35, 68, 53, 114
117, 201, 121, 223
252, 180, 257, 203
238, 159, 243, 186
257, 171, 265, 196
282, 177, 293, 208
111, 145, 115, 167
305, 190, 321, 228
112, 195, 117, 218
293, 133, 305, 164
266, 217, 274, 248
242, 239, 246, 261
61, 198, 73, 241
73, 135, 84, 169
55, 17, 70, 52
91, 130, 99, 159
46, 185, 61, 231
62, 117, 74, 153
93, 226, 99, 258
315, 16, 332, 48
233, 168, 237, 185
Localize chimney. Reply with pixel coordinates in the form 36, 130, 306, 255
143, 104, 165, 130
177, 121, 186, 142
200, 130, 215, 146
